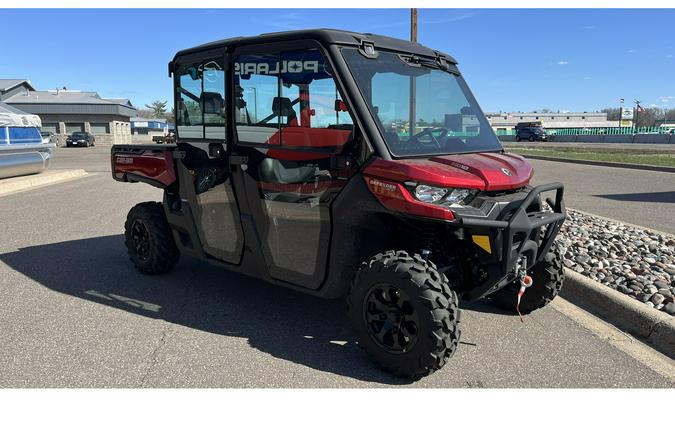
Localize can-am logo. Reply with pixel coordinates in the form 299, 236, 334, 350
235, 60, 319, 76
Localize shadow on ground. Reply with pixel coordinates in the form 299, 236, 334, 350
593, 191, 675, 204
0, 235, 419, 385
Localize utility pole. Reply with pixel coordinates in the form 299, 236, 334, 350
633, 99, 641, 135
410, 8, 418, 42
409, 8, 418, 138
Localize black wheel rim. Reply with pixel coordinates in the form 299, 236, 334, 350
131, 220, 151, 262
363, 283, 419, 354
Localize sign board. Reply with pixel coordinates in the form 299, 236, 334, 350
620, 119, 632, 127
620, 107, 634, 120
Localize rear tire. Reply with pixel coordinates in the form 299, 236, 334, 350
348, 250, 461, 379
490, 242, 565, 314
528, 135, 534, 142
124, 201, 180, 274
515, 136, 521, 142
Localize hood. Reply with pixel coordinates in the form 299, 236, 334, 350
364, 152, 533, 191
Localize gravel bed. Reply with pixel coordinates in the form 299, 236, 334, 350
557, 210, 675, 316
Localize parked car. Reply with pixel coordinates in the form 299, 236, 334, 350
66, 132, 95, 147
39, 131, 53, 144
516, 126, 548, 142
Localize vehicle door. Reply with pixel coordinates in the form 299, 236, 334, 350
230, 43, 360, 289
174, 52, 245, 264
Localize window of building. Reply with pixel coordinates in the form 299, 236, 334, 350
65, 123, 84, 134
176, 56, 226, 140
90, 123, 109, 134
234, 49, 353, 148
41, 123, 58, 134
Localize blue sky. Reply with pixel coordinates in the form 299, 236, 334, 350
1, 8, 673, 112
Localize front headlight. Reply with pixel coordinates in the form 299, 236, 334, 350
414, 184, 448, 203
410, 183, 475, 206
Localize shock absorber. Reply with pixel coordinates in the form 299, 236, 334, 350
418, 223, 437, 261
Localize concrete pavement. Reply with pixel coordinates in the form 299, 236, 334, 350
0, 147, 672, 387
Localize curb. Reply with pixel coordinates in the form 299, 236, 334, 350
521, 154, 675, 173
561, 269, 675, 359
0, 169, 88, 197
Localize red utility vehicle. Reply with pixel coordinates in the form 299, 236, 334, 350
112, 29, 566, 378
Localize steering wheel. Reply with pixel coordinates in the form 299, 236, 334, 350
407, 127, 446, 148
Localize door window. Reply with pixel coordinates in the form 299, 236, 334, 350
234, 49, 353, 149
176, 57, 226, 140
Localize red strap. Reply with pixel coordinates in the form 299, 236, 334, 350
517, 275, 533, 323
516, 286, 526, 323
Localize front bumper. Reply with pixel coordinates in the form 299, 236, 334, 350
450, 182, 566, 300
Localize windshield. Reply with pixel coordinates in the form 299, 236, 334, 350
341, 48, 502, 157
71, 132, 88, 139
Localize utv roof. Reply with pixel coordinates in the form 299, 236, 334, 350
172, 28, 457, 64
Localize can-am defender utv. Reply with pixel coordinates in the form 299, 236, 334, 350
112, 29, 566, 379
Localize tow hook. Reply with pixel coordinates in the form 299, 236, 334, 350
517, 275, 533, 323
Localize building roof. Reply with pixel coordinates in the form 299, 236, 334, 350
6, 90, 115, 105
0, 100, 34, 115
105, 98, 135, 107
4, 89, 137, 117
0, 79, 34, 92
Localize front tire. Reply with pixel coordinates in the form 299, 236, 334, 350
124, 201, 180, 274
490, 243, 565, 314
348, 250, 461, 379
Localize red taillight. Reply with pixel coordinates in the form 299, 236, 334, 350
364, 176, 455, 221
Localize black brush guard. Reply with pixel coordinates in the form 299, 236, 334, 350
455, 182, 566, 300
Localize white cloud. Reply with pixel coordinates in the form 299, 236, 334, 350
422, 13, 476, 25
557, 60, 569, 65
667, 54, 674, 59
583, 25, 596, 30
583, 76, 592, 80
627, 49, 637, 53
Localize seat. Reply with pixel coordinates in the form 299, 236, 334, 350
259, 158, 315, 184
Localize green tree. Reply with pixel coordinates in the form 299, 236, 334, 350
145, 100, 168, 118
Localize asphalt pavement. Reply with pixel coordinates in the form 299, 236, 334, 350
529, 158, 675, 234
0, 146, 673, 387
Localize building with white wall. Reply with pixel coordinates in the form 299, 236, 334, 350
486, 111, 618, 131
